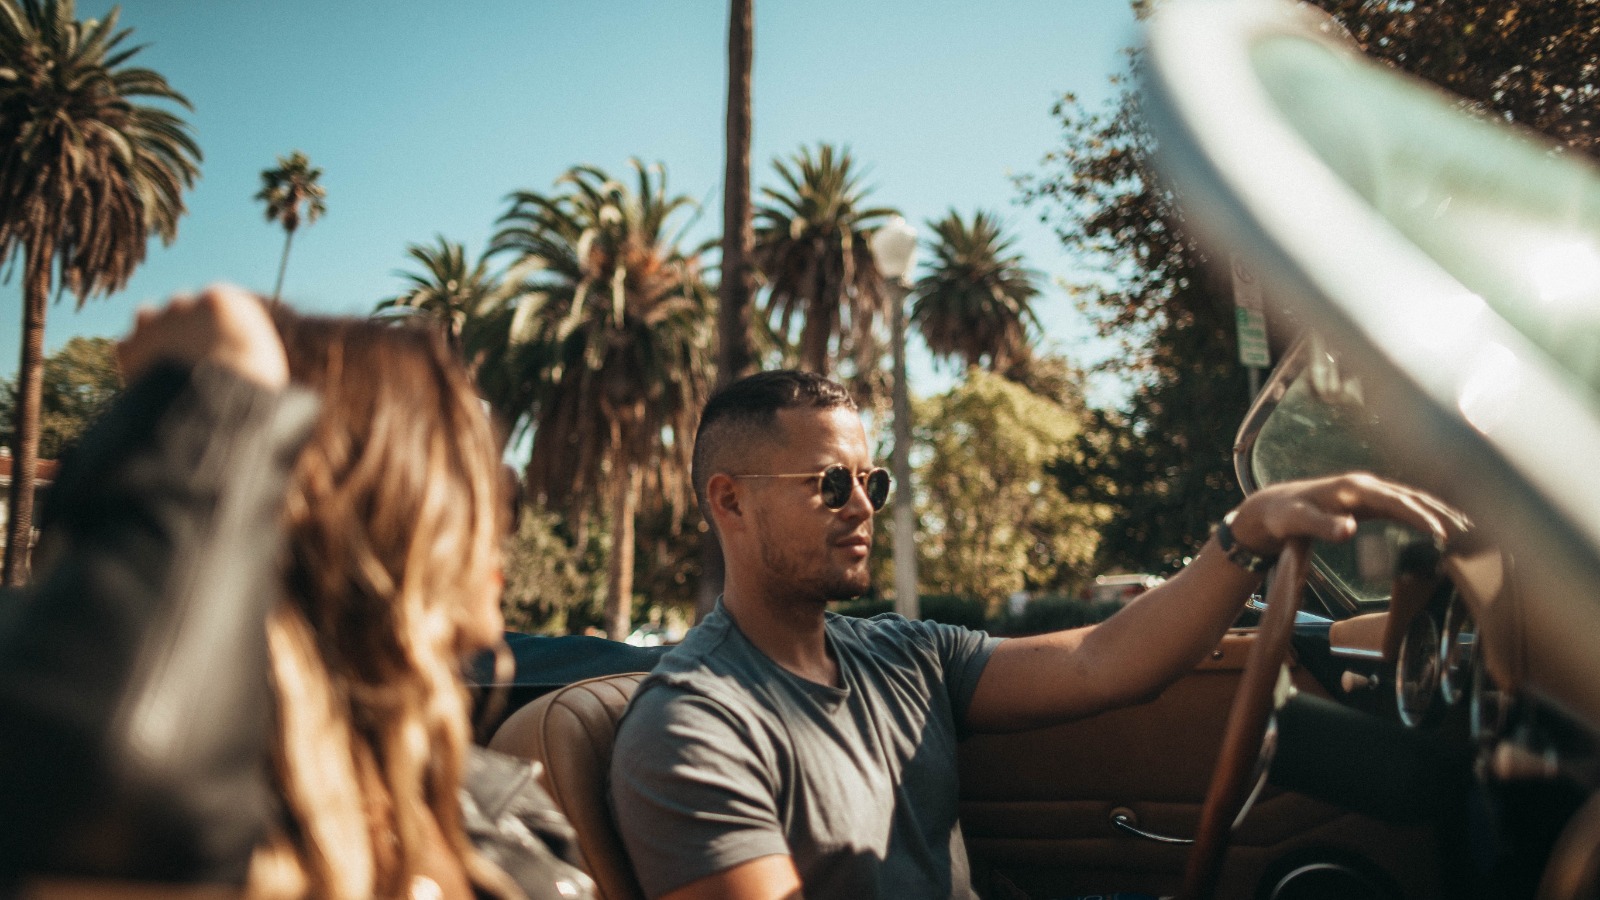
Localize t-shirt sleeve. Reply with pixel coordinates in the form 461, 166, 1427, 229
609, 682, 791, 898
909, 619, 1003, 734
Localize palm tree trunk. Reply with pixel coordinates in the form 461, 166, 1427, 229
3, 250, 52, 585
701, 0, 756, 621
800, 282, 832, 375
604, 465, 642, 641
717, 0, 756, 386
271, 226, 297, 304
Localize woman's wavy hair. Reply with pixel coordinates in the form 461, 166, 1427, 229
247, 311, 515, 899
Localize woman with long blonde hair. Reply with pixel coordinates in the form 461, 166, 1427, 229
249, 308, 587, 900
0, 287, 585, 899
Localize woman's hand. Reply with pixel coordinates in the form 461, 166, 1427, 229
118, 285, 287, 390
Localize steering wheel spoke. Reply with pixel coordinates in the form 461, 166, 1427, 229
1180, 539, 1312, 900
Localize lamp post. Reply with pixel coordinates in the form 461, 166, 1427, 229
871, 216, 919, 620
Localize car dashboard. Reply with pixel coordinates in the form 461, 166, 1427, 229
1272, 532, 1600, 899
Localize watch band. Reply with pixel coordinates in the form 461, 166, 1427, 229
1216, 510, 1278, 573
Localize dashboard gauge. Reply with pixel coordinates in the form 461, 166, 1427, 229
1439, 596, 1477, 706
1395, 611, 1441, 727
1470, 651, 1509, 744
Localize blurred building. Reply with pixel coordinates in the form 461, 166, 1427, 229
0, 449, 59, 557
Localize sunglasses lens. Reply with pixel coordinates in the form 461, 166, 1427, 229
866, 469, 891, 510
819, 466, 854, 509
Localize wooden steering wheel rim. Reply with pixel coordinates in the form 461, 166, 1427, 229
1179, 538, 1312, 900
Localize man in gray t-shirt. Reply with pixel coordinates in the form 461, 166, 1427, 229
611, 370, 1460, 900
616, 601, 997, 898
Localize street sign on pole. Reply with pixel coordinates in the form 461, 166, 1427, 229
1231, 255, 1271, 369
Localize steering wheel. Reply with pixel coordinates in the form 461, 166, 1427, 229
1179, 538, 1312, 900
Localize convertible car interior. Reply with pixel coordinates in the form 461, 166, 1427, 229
483, 1, 1600, 898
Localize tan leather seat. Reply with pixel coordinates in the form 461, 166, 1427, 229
488, 672, 649, 900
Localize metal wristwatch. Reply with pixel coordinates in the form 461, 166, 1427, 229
1216, 510, 1278, 573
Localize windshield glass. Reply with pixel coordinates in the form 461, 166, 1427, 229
1252, 346, 1426, 605
1251, 34, 1600, 412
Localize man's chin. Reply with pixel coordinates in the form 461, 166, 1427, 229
823, 576, 872, 603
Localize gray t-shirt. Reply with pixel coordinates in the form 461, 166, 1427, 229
610, 601, 1001, 899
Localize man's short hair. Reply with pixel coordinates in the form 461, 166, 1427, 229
692, 370, 857, 528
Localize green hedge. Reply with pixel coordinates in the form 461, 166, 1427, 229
996, 596, 1123, 635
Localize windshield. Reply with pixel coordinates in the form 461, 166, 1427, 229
1251, 345, 1427, 606
1251, 35, 1600, 412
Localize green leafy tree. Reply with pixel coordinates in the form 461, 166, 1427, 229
1020, 0, 1598, 573
0, 336, 120, 460
915, 369, 1104, 614
1019, 88, 1249, 573
631, 501, 706, 624
256, 150, 325, 303
754, 142, 897, 379
488, 160, 713, 640
1315, 1, 1599, 156
0, 0, 201, 584
501, 509, 605, 635
911, 209, 1042, 375
1003, 351, 1091, 406
501, 501, 704, 636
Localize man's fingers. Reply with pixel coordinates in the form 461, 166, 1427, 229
1413, 490, 1472, 536
1271, 499, 1357, 545
1324, 473, 1467, 543
1241, 472, 1471, 553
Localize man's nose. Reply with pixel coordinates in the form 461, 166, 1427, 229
837, 476, 874, 521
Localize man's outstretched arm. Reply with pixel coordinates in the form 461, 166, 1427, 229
965, 473, 1466, 733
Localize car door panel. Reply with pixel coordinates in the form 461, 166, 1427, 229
957, 628, 1441, 899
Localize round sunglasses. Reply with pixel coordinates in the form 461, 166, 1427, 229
734, 465, 892, 511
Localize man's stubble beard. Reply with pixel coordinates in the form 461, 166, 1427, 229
753, 510, 872, 605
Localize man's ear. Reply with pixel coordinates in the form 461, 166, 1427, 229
705, 473, 744, 533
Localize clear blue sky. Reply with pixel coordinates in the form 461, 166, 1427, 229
2, 1, 1140, 402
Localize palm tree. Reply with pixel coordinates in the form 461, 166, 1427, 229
256, 150, 325, 303
489, 161, 713, 641
718, 0, 757, 387
374, 236, 510, 346
702, 0, 757, 620
0, 0, 201, 585
911, 210, 1042, 374
754, 143, 896, 377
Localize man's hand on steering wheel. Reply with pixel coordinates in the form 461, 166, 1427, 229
1180, 472, 1467, 900
1227, 472, 1470, 562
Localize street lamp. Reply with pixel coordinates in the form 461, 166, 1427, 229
871, 216, 919, 620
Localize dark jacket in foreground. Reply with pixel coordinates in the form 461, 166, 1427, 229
0, 363, 317, 883
0, 363, 598, 899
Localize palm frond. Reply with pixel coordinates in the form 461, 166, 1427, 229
481, 161, 713, 518
0, 0, 201, 303
911, 209, 1043, 373
753, 142, 896, 376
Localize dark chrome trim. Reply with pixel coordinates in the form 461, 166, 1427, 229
1110, 811, 1195, 845
1233, 340, 1307, 497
